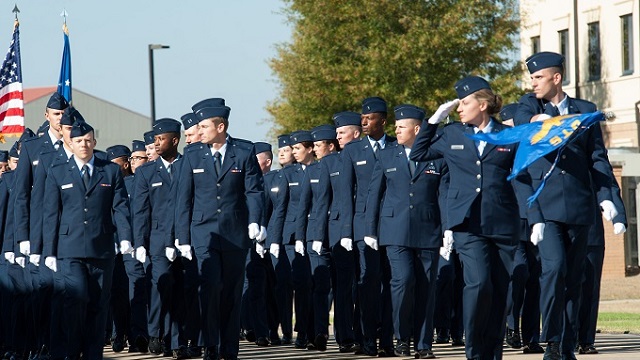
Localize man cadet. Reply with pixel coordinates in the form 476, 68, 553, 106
174, 99, 264, 360
133, 118, 188, 358
42, 120, 132, 360
340, 97, 396, 356
513, 51, 617, 360
0, 151, 9, 174
181, 113, 201, 145
365, 105, 447, 359
130, 140, 149, 173
144, 130, 159, 161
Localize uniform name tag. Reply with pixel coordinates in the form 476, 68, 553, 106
496, 147, 511, 152
193, 168, 205, 173
356, 160, 367, 166
386, 168, 397, 172
32, 160, 39, 166
100, 183, 111, 187
310, 179, 319, 183
289, 182, 299, 186
451, 145, 464, 150
61, 183, 73, 189
152, 182, 163, 187
270, 187, 279, 192
330, 172, 339, 177
231, 169, 242, 173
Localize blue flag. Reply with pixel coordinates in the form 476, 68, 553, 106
57, 23, 72, 103
468, 111, 606, 204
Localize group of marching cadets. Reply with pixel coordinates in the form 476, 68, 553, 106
0, 49, 628, 360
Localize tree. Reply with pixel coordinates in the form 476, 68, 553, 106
268, 0, 523, 135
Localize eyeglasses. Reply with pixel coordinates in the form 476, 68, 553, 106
130, 156, 148, 162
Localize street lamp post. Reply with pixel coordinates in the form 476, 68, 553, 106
148, 44, 170, 127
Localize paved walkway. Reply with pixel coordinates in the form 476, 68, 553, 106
104, 333, 640, 359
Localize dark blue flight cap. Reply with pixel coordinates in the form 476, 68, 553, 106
60, 107, 84, 126
131, 140, 146, 152
191, 98, 226, 113
289, 130, 313, 145
254, 142, 272, 155
394, 104, 426, 121
194, 106, 231, 121
9, 142, 19, 158
499, 103, 519, 121
0, 150, 8, 162
70, 120, 94, 138
46, 92, 69, 110
153, 118, 182, 135
311, 124, 336, 141
362, 97, 387, 114
333, 111, 362, 128
19, 128, 36, 142
181, 113, 200, 130
526, 51, 564, 73
454, 76, 491, 99
277, 134, 290, 148
144, 131, 155, 145
36, 121, 49, 136
106, 145, 131, 161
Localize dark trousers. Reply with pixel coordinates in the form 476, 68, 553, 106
110, 254, 130, 340
178, 255, 200, 344
578, 245, 604, 346
7, 263, 26, 352
506, 238, 541, 345
455, 232, 516, 360
355, 239, 381, 352
270, 250, 293, 339
307, 242, 332, 337
49, 262, 67, 358
148, 255, 173, 346
61, 257, 114, 360
122, 253, 150, 341
386, 246, 439, 351
330, 244, 357, 345
434, 250, 464, 339
283, 244, 312, 338
538, 222, 588, 353
379, 247, 394, 349
197, 248, 247, 357
241, 243, 270, 338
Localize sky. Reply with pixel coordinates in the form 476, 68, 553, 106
0, 0, 292, 143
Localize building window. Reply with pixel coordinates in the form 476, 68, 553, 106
621, 14, 634, 75
588, 22, 601, 81
531, 36, 540, 55
558, 29, 570, 84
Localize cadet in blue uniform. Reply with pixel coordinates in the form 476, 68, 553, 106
340, 97, 396, 356
411, 76, 520, 360
513, 52, 616, 360
365, 105, 448, 359
130, 140, 149, 173
144, 130, 159, 162
42, 120, 132, 360
174, 99, 264, 360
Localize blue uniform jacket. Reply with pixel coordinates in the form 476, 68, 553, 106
296, 162, 329, 246
0, 171, 16, 254
265, 169, 285, 247
272, 163, 309, 245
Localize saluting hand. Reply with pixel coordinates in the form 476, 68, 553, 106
428, 100, 460, 124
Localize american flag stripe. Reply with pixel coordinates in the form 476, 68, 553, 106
0, 22, 24, 137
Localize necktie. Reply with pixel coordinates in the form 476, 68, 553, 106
167, 163, 173, 181
408, 158, 416, 177
373, 142, 379, 159
474, 128, 486, 156
544, 102, 560, 117
213, 152, 221, 176
54, 139, 62, 150
82, 165, 90, 189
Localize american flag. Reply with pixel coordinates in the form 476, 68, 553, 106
0, 20, 24, 139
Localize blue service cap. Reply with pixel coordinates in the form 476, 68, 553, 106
254, 142, 272, 154
289, 130, 313, 145
60, 107, 85, 126
454, 76, 491, 99
131, 140, 146, 152
46, 92, 69, 110
311, 124, 336, 141
194, 106, 231, 121
70, 120, 94, 138
106, 145, 131, 161
19, 128, 36, 142
362, 97, 387, 114
181, 113, 199, 130
191, 98, 226, 113
277, 134, 290, 148
526, 51, 564, 73
333, 111, 361, 128
144, 131, 155, 145
499, 103, 519, 121
394, 104, 426, 121
153, 118, 182, 135
9, 141, 19, 158
0, 150, 8, 162
36, 121, 49, 136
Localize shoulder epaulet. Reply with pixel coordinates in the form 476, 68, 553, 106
185, 143, 206, 153
137, 161, 156, 171
321, 152, 340, 160
22, 136, 40, 144
229, 137, 254, 150
343, 138, 363, 149
184, 141, 202, 151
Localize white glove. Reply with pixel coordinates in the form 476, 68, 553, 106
534, 114, 552, 122
256, 226, 268, 242
29, 254, 41, 267
295, 240, 305, 256
165, 247, 177, 262
428, 99, 460, 124
177, 243, 193, 261
4, 251, 15, 264
530, 223, 545, 246
255, 242, 266, 258
16, 257, 26, 268
340, 238, 353, 251
135, 246, 147, 264
270, 243, 280, 259
120, 240, 134, 255
600, 200, 619, 222
614, 223, 626, 235
439, 246, 452, 261
363, 236, 379, 251
248, 223, 260, 240
312, 241, 323, 255
19, 241, 30, 256
443, 230, 454, 248
45, 256, 57, 272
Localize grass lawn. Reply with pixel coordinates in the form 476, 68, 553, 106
597, 312, 640, 334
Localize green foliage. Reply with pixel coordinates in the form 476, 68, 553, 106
268, 0, 524, 135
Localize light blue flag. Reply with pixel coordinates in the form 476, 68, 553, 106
57, 23, 72, 103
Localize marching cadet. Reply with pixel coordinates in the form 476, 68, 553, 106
411, 76, 520, 360
181, 113, 201, 145
144, 130, 159, 161
513, 52, 616, 360
0, 151, 9, 174
133, 119, 187, 358
340, 97, 396, 356
130, 140, 149, 173
365, 105, 448, 359
42, 120, 132, 360
7, 142, 19, 171
296, 125, 340, 352
174, 99, 264, 360
277, 134, 295, 167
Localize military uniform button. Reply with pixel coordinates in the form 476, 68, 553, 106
561, 170, 566, 175
476, 160, 481, 166
475, 188, 481, 193
476, 174, 481, 179
217, 209, 222, 213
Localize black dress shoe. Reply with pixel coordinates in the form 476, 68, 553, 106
378, 347, 395, 357
355, 344, 377, 356
506, 328, 522, 349
562, 352, 578, 360
415, 349, 436, 359
313, 334, 328, 351
255, 337, 270, 347
339, 342, 360, 353
281, 334, 292, 345
269, 336, 282, 346
294, 333, 308, 349
578, 344, 598, 354
435, 328, 450, 344
203, 346, 218, 360
111, 336, 125, 353
394, 341, 411, 357
451, 338, 465, 346
172, 346, 189, 360
244, 329, 257, 343
544, 342, 561, 360
148, 337, 163, 355
523, 342, 545, 353
239, 330, 246, 341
